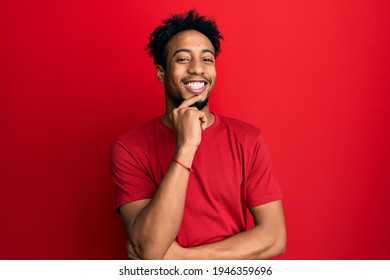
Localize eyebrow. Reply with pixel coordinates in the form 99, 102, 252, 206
172, 48, 215, 57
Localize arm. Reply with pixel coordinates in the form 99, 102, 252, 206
119, 95, 207, 260
163, 200, 286, 260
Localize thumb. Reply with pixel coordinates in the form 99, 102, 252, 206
199, 113, 208, 131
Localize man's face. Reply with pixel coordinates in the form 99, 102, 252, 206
159, 30, 217, 110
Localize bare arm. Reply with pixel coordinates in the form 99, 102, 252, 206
163, 200, 286, 260
119, 95, 207, 260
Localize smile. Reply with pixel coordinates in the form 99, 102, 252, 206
183, 80, 208, 94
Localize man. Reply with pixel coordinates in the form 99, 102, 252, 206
110, 10, 286, 259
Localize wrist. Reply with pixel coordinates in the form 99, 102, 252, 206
174, 145, 197, 166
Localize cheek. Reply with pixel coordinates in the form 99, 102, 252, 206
171, 68, 184, 82
209, 67, 216, 79
166, 76, 181, 92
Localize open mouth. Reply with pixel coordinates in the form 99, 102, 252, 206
182, 80, 208, 94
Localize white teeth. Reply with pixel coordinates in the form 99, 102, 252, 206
187, 82, 205, 89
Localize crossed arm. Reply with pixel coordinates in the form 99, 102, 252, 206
121, 197, 286, 260
118, 96, 286, 259
119, 145, 286, 259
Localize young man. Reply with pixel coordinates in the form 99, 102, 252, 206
110, 10, 286, 260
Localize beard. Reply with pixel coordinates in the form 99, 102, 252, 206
178, 93, 210, 111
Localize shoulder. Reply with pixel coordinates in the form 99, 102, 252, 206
110, 118, 162, 160
115, 118, 161, 148
217, 114, 262, 140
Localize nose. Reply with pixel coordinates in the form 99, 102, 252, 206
187, 59, 204, 75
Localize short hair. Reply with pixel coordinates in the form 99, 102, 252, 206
146, 10, 224, 68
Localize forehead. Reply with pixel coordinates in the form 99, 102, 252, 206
166, 30, 214, 55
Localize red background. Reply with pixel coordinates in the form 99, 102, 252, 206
1, 0, 389, 259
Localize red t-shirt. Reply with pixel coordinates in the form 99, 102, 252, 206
110, 114, 283, 247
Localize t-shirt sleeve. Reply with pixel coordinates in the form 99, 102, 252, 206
110, 138, 157, 212
245, 131, 283, 208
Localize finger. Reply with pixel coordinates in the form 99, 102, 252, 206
172, 106, 199, 119
178, 95, 202, 109
198, 112, 208, 131
127, 241, 141, 260
128, 253, 141, 260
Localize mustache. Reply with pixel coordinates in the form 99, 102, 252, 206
181, 75, 212, 84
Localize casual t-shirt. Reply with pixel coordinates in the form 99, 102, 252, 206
110, 114, 283, 247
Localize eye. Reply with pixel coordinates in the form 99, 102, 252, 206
176, 57, 190, 63
203, 58, 214, 63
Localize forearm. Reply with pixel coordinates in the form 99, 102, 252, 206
196, 226, 284, 259
165, 225, 286, 260
129, 146, 196, 259
161, 199, 286, 260
183, 202, 286, 260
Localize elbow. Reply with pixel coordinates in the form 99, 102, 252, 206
139, 252, 165, 260
260, 229, 286, 259
129, 227, 174, 259
275, 237, 286, 255
272, 220, 287, 257
130, 239, 167, 260
271, 231, 287, 257
132, 243, 165, 260
129, 230, 166, 259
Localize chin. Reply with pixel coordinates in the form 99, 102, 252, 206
190, 98, 209, 110
178, 90, 210, 110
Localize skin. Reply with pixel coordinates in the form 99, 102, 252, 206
120, 30, 286, 259
159, 29, 216, 128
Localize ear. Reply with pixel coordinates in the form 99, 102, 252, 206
157, 65, 165, 83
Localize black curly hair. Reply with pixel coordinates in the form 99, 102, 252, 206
146, 10, 224, 69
